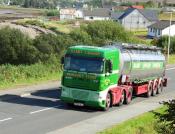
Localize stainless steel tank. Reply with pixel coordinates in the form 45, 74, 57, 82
105, 43, 166, 81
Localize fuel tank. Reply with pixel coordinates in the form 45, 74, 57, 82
106, 43, 166, 81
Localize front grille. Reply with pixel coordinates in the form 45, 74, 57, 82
71, 90, 89, 100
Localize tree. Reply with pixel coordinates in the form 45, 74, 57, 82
23, 0, 58, 9
0, 27, 38, 65
154, 100, 175, 134
33, 33, 75, 61
152, 36, 175, 54
70, 29, 92, 45
10, 0, 23, 5
69, 21, 146, 46
82, 21, 137, 45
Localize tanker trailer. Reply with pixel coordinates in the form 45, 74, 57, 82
61, 43, 167, 111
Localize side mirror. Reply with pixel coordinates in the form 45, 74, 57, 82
105, 60, 113, 74
61, 57, 64, 65
109, 60, 113, 73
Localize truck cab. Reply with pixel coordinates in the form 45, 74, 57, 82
61, 46, 120, 110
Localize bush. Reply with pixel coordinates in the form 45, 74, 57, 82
0, 27, 71, 65
0, 63, 61, 88
70, 21, 147, 46
25, 20, 46, 28
154, 100, 175, 134
45, 10, 59, 16
0, 27, 38, 65
33, 33, 75, 61
70, 29, 92, 45
152, 36, 175, 54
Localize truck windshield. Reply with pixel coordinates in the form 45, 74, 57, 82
64, 56, 104, 74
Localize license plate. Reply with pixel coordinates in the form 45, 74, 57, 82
74, 103, 84, 106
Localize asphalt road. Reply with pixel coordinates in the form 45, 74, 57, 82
0, 68, 174, 134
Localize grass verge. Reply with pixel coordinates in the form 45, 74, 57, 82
0, 63, 62, 90
98, 106, 166, 134
0, 5, 44, 14
169, 55, 175, 64
16, 19, 73, 34
159, 13, 175, 21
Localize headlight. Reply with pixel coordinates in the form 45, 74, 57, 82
98, 91, 107, 100
61, 88, 69, 97
93, 80, 99, 83
65, 76, 73, 79
91, 92, 103, 100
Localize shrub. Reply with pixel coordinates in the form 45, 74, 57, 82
45, 10, 59, 16
0, 27, 38, 65
152, 36, 175, 54
70, 29, 92, 45
0, 63, 61, 88
25, 20, 46, 28
33, 33, 75, 61
154, 100, 175, 134
70, 21, 147, 46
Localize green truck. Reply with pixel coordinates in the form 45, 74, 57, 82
60, 43, 167, 110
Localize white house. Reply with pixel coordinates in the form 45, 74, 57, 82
83, 8, 111, 21
75, 9, 84, 18
60, 8, 84, 20
147, 20, 175, 38
60, 8, 76, 20
113, 8, 158, 30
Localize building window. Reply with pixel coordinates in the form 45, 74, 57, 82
158, 29, 161, 35
153, 28, 156, 33
90, 16, 93, 20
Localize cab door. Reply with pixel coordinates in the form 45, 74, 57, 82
103, 59, 118, 89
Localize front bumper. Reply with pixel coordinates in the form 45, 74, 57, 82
61, 96, 106, 108
60, 86, 108, 108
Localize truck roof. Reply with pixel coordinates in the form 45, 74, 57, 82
67, 45, 117, 58
69, 45, 115, 52
105, 42, 162, 51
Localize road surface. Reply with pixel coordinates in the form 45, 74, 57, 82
0, 67, 174, 134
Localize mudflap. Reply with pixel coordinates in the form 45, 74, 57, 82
163, 78, 167, 87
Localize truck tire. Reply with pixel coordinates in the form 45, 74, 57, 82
124, 88, 133, 105
157, 81, 163, 94
118, 90, 125, 106
146, 82, 152, 98
103, 92, 111, 111
152, 80, 158, 96
67, 103, 74, 108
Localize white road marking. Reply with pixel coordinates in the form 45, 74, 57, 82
20, 93, 31, 97
166, 67, 175, 71
0, 118, 12, 122
30, 105, 61, 114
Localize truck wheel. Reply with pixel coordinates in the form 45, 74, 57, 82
124, 88, 133, 105
146, 83, 152, 98
67, 103, 74, 107
152, 82, 158, 96
118, 90, 125, 106
157, 81, 163, 94
103, 92, 111, 111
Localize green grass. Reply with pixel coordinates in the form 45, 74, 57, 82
133, 29, 148, 37
169, 55, 175, 64
159, 13, 175, 21
16, 19, 73, 34
98, 107, 166, 134
45, 21, 73, 33
0, 5, 44, 19
0, 5, 44, 14
0, 63, 62, 90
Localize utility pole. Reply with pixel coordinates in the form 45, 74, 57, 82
167, 12, 172, 63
